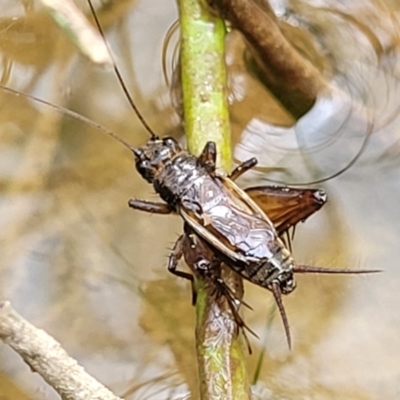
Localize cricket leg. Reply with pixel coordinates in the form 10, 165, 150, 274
128, 199, 173, 214
197, 259, 257, 354
198, 141, 217, 173
184, 232, 244, 307
229, 158, 258, 181
168, 234, 196, 304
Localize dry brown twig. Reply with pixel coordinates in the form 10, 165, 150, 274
0, 301, 123, 400
207, 0, 328, 118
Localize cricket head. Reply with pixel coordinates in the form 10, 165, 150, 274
132, 136, 182, 183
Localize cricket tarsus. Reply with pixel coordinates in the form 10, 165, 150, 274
87, 0, 158, 139
229, 157, 258, 181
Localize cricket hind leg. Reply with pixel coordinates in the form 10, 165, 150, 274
185, 233, 257, 353
229, 158, 258, 181
128, 199, 173, 214
210, 275, 258, 354
198, 141, 217, 173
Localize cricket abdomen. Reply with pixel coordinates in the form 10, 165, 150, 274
245, 244, 295, 292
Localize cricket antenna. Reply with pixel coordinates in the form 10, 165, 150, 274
293, 265, 382, 274
87, 0, 159, 140
0, 84, 134, 152
255, 122, 372, 186
271, 281, 291, 350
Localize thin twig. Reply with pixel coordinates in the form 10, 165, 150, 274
41, 0, 112, 65
207, 0, 328, 118
0, 301, 123, 400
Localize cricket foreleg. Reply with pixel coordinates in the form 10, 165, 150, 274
198, 141, 217, 173
128, 199, 173, 214
229, 158, 258, 181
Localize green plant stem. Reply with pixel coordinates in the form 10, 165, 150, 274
177, 0, 251, 399
178, 0, 231, 170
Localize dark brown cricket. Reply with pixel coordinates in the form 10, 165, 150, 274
0, 0, 380, 350
128, 136, 378, 348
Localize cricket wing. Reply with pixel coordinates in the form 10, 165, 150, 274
179, 207, 250, 265
245, 186, 327, 236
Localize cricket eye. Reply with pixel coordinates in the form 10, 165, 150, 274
163, 136, 175, 146
163, 137, 177, 148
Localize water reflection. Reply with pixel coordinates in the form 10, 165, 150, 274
0, 1, 399, 400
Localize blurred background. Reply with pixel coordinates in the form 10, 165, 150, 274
0, 0, 399, 399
